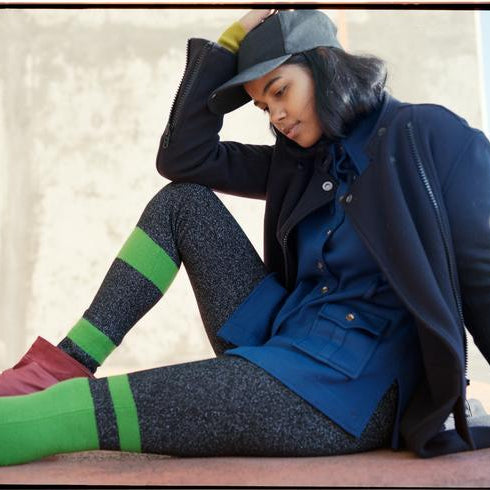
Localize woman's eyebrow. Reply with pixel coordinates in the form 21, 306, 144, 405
262, 76, 282, 96
252, 76, 283, 106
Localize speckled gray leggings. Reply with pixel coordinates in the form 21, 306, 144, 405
61, 182, 398, 456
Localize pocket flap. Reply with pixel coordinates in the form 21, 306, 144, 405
292, 304, 390, 379
318, 304, 390, 336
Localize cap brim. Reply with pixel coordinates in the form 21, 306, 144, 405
207, 54, 292, 115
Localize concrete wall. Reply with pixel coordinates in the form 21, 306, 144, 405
0, 9, 487, 382
479, 11, 490, 135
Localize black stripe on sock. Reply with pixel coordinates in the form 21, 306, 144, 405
88, 377, 120, 451
57, 337, 100, 374
84, 258, 163, 347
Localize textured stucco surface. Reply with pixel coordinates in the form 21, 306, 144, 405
0, 9, 488, 385
2, 447, 490, 486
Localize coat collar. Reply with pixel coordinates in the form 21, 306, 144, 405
277, 91, 405, 174
278, 131, 330, 164
363, 92, 408, 160
342, 97, 385, 174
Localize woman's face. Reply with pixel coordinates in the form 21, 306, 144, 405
243, 63, 323, 148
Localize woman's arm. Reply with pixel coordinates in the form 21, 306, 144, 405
443, 129, 490, 366
218, 10, 277, 54
156, 10, 276, 200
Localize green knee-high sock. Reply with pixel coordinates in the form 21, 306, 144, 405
0, 375, 141, 466
58, 226, 179, 372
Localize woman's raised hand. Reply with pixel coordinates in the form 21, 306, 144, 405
238, 9, 277, 34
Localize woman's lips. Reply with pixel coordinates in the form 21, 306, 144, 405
285, 122, 300, 139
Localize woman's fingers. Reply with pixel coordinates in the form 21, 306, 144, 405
238, 9, 277, 34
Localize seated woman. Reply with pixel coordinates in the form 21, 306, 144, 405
1, 9, 489, 466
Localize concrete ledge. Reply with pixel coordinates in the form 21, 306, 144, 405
1, 448, 490, 487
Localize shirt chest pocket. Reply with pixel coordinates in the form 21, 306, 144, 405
291, 304, 390, 379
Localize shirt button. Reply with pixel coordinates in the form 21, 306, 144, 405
346, 313, 355, 321
345, 194, 353, 204
317, 260, 324, 270
322, 181, 333, 192
339, 194, 345, 203
297, 161, 304, 170
326, 229, 332, 237
321, 286, 329, 294
377, 127, 386, 137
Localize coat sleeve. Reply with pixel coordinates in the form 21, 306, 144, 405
156, 37, 273, 200
442, 129, 490, 365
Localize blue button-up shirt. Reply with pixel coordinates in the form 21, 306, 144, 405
217, 107, 423, 448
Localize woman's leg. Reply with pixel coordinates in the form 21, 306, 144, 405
57, 182, 268, 371
0, 182, 398, 465
0, 357, 398, 466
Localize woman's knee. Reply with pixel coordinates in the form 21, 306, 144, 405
144, 182, 216, 216
159, 181, 214, 203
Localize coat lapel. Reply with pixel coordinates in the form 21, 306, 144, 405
277, 141, 338, 243
343, 132, 470, 452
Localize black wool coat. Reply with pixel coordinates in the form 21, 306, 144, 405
156, 38, 490, 457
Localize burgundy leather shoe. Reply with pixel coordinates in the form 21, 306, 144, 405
0, 336, 95, 396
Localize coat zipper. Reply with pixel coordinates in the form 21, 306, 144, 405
281, 173, 337, 289
162, 40, 213, 149
282, 231, 291, 288
281, 197, 334, 289
281, 199, 328, 289
406, 121, 468, 382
